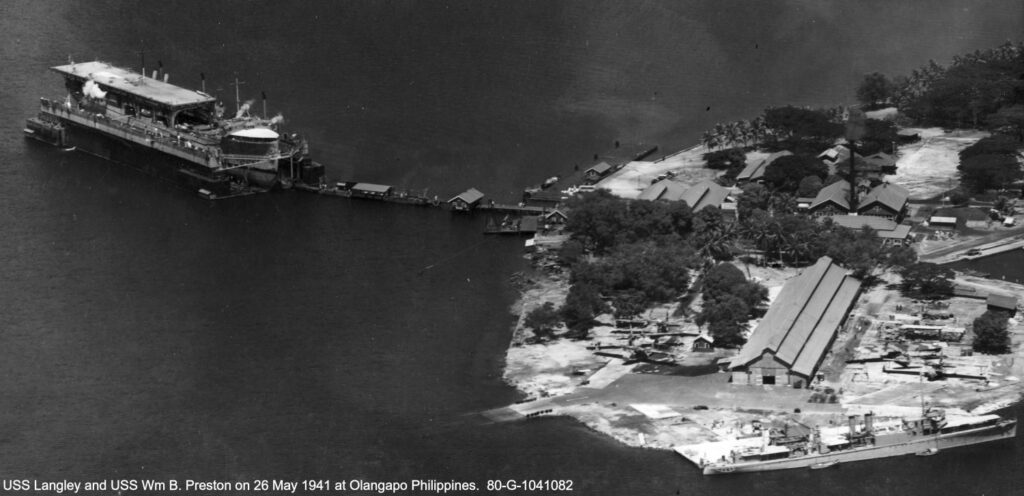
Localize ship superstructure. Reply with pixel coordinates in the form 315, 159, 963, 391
676, 408, 1016, 474
25, 60, 324, 198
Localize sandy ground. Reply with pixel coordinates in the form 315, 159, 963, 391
499, 138, 1024, 458
886, 128, 989, 200
597, 144, 718, 198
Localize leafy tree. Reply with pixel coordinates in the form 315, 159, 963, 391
898, 262, 954, 300
707, 317, 747, 348
856, 72, 893, 109
763, 106, 845, 143
973, 310, 1011, 354
762, 154, 829, 192
702, 263, 767, 311
959, 153, 1024, 192
797, 175, 824, 197
704, 147, 747, 171
557, 239, 585, 266
524, 302, 561, 340
560, 282, 606, 337
611, 289, 647, 319
988, 104, 1024, 142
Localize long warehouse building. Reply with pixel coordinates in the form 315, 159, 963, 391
729, 256, 862, 388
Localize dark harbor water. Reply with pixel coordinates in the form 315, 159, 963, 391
1, 1, 1023, 494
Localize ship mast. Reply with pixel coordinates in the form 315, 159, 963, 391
231, 77, 246, 117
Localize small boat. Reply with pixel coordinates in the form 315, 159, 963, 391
810, 460, 839, 470
916, 448, 939, 456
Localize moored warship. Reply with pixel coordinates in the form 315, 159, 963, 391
676, 408, 1016, 475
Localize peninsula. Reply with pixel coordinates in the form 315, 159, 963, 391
496, 42, 1024, 473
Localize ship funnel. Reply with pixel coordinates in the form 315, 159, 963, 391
163, 73, 169, 83
152, 70, 158, 79
864, 412, 874, 433
848, 415, 857, 437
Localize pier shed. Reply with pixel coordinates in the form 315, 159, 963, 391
584, 162, 613, 183
448, 188, 485, 211
730, 257, 862, 388
351, 183, 393, 199
987, 293, 1018, 316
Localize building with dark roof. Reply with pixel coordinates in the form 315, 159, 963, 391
828, 215, 913, 245
808, 180, 852, 216
638, 179, 733, 212
351, 183, 393, 199
857, 182, 909, 221
448, 188, 485, 211
638, 179, 688, 201
736, 151, 792, 183
584, 162, 613, 183
730, 257, 862, 387
987, 293, 1018, 316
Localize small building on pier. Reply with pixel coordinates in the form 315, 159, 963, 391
448, 188, 485, 211
584, 162, 613, 183
351, 183, 393, 199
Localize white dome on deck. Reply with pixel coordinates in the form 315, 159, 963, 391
230, 128, 279, 140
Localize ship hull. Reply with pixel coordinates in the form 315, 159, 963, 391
699, 420, 1016, 475
29, 114, 239, 195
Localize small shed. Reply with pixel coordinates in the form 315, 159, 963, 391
448, 188, 485, 211
928, 216, 958, 229
692, 333, 715, 352
544, 209, 569, 225
584, 162, 613, 183
987, 293, 1018, 316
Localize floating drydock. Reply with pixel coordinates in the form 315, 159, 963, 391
25, 61, 323, 198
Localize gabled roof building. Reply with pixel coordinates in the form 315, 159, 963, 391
730, 257, 862, 387
736, 151, 793, 183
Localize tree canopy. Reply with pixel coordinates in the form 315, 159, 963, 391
973, 310, 1011, 354
898, 262, 953, 300
856, 72, 894, 109
762, 154, 829, 192
957, 135, 1024, 192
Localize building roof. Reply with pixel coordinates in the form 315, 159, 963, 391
736, 151, 792, 181
929, 216, 958, 225
353, 183, 393, 193
862, 152, 897, 168
987, 293, 1018, 310
829, 216, 911, 239
731, 257, 862, 378
679, 180, 731, 212
448, 188, 485, 205
829, 215, 898, 231
585, 162, 613, 175
858, 183, 909, 213
638, 179, 688, 201
526, 190, 564, 203
53, 61, 216, 109
809, 180, 851, 212
695, 333, 714, 344
544, 209, 568, 220
877, 224, 912, 239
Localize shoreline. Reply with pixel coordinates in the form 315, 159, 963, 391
499, 139, 1024, 459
